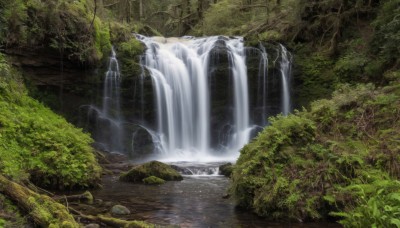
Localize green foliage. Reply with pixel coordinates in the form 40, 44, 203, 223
258, 30, 283, 42
334, 52, 368, 82
117, 38, 145, 79
0, 57, 101, 189
331, 179, 400, 227
294, 50, 336, 106
371, 0, 400, 65
0, 193, 29, 227
0, 0, 111, 65
231, 83, 400, 222
118, 38, 144, 59
198, 0, 244, 35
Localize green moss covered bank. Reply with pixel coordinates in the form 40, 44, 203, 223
0, 54, 101, 189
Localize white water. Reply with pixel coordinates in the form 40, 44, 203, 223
279, 44, 292, 116
83, 47, 124, 153
84, 37, 293, 162
258, 44, 268, 126
137, 36, 252, 160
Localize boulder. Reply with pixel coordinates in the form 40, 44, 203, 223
142, 176, 166, 185
119, 161, 183, 183
219, 163, 233, 177
110, 205, 131, 215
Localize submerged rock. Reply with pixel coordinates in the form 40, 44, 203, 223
142, 176, 166, 185
219, 163, 233, 177
119, 161, 183, 183
111, 205, 131, 215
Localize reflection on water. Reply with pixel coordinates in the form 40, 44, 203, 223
92, 167, 341, 228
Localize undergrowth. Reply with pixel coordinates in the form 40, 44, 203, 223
231, 77, 400, 226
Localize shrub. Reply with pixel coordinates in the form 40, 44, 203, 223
231, 83, 400, 223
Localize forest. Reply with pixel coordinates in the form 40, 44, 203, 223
0, 0, 399, 227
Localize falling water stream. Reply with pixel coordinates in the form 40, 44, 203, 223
137, 36, 261, 161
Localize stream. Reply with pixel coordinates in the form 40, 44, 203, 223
91, 162, 341, 228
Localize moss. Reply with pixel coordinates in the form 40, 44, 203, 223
0, 55, 101, 189
120, 161, 183, 183
0, 174, 79, 227
95, 214, 155, 228
118, 38, 145, 59
116, 37, 145, 80
142, 176, 166, 185
231, 83, 400, 223
110, 21, 132, 43
219, 163, 233, 177
0, 193, 29, 227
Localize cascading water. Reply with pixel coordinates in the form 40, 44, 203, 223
279, 44, 292, 116
257, 44, 269, 126
137, 36, 253, 160
83, 36, 293, 162
82, 47, 124, 153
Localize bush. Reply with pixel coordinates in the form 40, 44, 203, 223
231, 83, 400, 222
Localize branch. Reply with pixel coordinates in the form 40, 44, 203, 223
104, 1, 119, 8
239, 4, 268, 10
89, 0, 97, 31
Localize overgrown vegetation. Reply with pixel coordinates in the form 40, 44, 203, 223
0, 54, 101, 189
231, 77, 400, 224
0, 0, 111, 65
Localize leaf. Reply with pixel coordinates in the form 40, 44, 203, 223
391, 218, 400, 228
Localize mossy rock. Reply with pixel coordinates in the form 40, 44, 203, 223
119, 161, 183, 183
219, 163, 233, 177
142, 176, 166, 185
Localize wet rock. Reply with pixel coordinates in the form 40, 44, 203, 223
95, 199, 103, 205
104, 201, 113, 207
219, 163, 233, 177
111, 205, 131, 215
119, 161, 183, 183
222, 193, 230, 199
142, 176, 166, 185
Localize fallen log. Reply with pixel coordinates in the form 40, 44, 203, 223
0, 174, 79, 227
70, 207, 154, 228
54, 191, 94, 205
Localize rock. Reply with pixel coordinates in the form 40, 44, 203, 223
222, 193, 230, 199
111, 205, 131, 215
95, 199, 103, 205
219, 163, 233, 177
119, 161, 183, 183
84, 224, 100, 228
142, 176, 166, 185
104, 201, 113, 207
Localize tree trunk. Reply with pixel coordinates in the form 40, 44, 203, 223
0, 174, 79, 227
139, 0, 144, 21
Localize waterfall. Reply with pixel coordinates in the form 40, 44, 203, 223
82, 47, 124, 153
83, 36, 293, 161
279, 44, 292, 116
258, 43, 268, 126
137, 36, 253, 160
